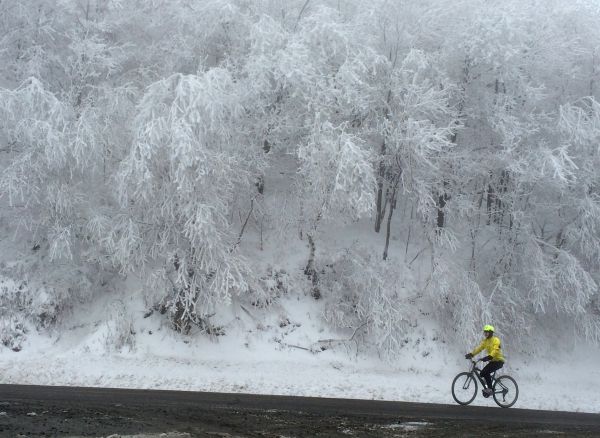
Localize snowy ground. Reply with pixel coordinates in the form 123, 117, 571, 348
1, 292, 599, 415
1, 346, 599, 413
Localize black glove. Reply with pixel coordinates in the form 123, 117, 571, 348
482, 355, 493, 362
465, 353, 473, 359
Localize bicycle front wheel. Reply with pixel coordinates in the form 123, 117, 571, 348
451, 372, 477, 405
492, 375, 519, 408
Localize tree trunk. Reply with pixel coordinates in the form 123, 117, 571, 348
486, 182, 495, 225
383, 175, 400, 260
374, 145, 386, 233
304, 233, 320, 299
436, 178, 450, 231
375, 91, 393, 233
436, 192, 447, 229
382, 192, 396, 261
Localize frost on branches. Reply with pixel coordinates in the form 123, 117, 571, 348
297, 122, 375, 224
0, 79, 99, 330
320, 247, 416, 360
115, 72, 256, 333
1, 0, 600, 354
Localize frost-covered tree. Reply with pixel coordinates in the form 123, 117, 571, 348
233, 4, 383, 296
419, 0, 600, 349
0, 1, 142, 341
114, 71, 260, 332
0, 0, 62, 86
2, 0, 600, 352
320, 246, 416, 360
0, 77, 103, 333
0, 78, 99, 261
297, 122, 376, 297
373, 50, 458, 259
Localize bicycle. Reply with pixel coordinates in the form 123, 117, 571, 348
451, 359, 519, 408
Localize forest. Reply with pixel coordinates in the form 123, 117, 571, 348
1, 0, 599, 357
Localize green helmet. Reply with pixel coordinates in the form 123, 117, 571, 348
483, 324, 495, 332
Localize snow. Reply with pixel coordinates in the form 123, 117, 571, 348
2, 3, 600, 435
1, 289, 599, 414
0, 190, 598, 415
380, 422, 430, 431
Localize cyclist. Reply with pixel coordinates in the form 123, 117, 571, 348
465, 324, 505, 397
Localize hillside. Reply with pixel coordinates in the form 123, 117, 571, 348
1, 0, 599, 413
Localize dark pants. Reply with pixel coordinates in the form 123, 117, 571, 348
481, 361, 504, 388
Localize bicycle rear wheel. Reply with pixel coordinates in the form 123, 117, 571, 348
492, 375, 518, 408
451, 372, 477, 405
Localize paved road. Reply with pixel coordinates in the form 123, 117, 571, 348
1, 384, 599, 437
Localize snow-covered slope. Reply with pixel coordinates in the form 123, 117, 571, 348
1, 282, 599, 413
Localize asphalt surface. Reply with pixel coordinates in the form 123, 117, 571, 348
1, 384, 599, 437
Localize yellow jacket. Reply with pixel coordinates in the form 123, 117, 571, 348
471, 336, 505, 362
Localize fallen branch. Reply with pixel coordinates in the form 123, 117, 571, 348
274, 338, 314, 352
314, 321, 370, 350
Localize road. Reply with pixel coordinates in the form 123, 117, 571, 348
1, 384, 599, 437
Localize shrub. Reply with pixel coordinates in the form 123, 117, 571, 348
319, 246, 416, 359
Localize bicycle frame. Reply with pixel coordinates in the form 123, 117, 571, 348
468, 360, 496, 389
